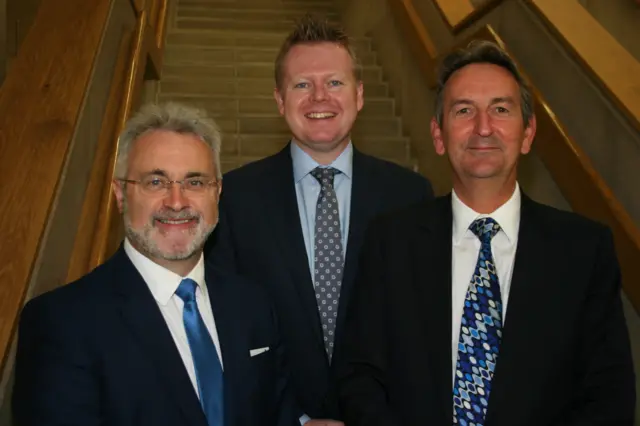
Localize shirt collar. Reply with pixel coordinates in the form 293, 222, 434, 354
124, 238, 206, 306
451, 183, 521, 245
291, 140, 353, 183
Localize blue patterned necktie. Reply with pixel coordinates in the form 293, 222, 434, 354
175, 278, 224, 426
453, 217, 502, 426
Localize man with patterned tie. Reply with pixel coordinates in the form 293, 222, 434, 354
207, 15, 433, 426
12, 102, 298, 426
338, 40, 635, 425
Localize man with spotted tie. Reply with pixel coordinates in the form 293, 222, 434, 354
206, 15, 433, 426
338, 40, 635, 426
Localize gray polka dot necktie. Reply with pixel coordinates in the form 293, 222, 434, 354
310, 166, 344, 361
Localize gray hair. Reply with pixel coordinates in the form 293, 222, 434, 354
434, 40, 534, 128
114, 102, 222, 179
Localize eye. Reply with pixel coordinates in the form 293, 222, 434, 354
328, 80, 343, 87
293, 82, 309, 89
142, 176, 168, 190
186, 177, 206, 188
495, 106, 509, 114
455, 107, 471, 115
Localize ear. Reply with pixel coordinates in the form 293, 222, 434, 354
216, 179, 223, 199
431, 117, 446, 156
521, 114, 536, 155
112, 179, 126, 213
274, 87, 285, 115
356, 81, 364, 112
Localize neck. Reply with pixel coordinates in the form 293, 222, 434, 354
453, 178, 517, 214
293, 138, 349, 166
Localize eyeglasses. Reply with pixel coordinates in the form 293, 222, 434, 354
118, 176, 220, 195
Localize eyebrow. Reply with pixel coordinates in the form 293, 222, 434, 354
143, 170, 210, 179
449, 96, 517, 109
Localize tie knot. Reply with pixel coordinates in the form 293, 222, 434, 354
176, 278, 197, 304
310, 167, 340, 187
469, 217, 501, 244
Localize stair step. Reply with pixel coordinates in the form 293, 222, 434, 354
177, 6, 339, 22
179, 0, 336, 10
162, 63, 381, 82
176, 15, 341, 32
158, 94, 395, 117
159, 76, 388, 97
165, 31, 372, 53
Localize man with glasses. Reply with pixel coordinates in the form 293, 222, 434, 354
12, 102, 299, 426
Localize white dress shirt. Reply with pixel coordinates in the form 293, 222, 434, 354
450, 184, 521, 382
124, 239, 223, 399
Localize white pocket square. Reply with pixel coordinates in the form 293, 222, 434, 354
249, 347, 270, 357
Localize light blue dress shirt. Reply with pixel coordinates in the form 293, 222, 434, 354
291, 141, 353, 285
291, 141, 353, 425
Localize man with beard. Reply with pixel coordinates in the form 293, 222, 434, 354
12, 102, 298, 426
338, 41, 635, 425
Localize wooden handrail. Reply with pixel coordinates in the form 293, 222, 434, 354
67, 0, 169, 280
0, 0, 113, 372
388, 0, 640, 315
526, 0, 640, 133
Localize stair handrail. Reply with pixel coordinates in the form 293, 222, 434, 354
390, 0, 640, 315
0, 0, 114, 374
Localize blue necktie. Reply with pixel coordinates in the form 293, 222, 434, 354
176, 278, 224, 426
453, 217, 502, 426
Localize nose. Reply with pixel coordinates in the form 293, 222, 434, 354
474, 110, 493, 137
163, 182, 189, 211
311, 84, 328, 102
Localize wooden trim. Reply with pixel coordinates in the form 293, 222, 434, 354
0, 0, 112, 372
388, 0, 439, 87
131, 0, 144, 15
527, 0, 640, 133
66, 29, 134, 283
431, 0, 474, 30
89, 10, 149, 270
155, 0, 169, 51
432, 0, 504, 34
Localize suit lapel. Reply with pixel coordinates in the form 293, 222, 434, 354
485, 195, 548, 426
205, 265, 241, 426
111, 248, 208, 426
413, 196, 454, 425
335, 150, 384, 341
260, 145, 324, 345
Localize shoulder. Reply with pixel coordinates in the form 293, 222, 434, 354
526, 197, 609, 239
222, 151, 283, 186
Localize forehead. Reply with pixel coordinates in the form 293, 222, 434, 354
283, 42, 354, 77
444, 63, 520, 103
128, 130, 214, 175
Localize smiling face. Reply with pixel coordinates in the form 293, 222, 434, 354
274, 42, 363, 163
431, 63, 536, 187
112, 130, 221, 270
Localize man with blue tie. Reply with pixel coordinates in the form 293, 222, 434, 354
338, 40, 635, 425
12, 102, 298, 426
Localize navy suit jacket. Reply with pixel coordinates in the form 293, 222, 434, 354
206, 144, 434, 418
12, 246, 298, 426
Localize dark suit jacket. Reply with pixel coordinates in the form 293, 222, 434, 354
339, 194, 636, 426
12, 247, 298, 426
206, 144, 433, 418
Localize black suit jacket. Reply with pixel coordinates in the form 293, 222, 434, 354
339, 194, 636, 426
12, 247, 298, 426
206, 144, 433, 418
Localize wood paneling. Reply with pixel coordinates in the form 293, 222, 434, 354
0, 0, 112, 371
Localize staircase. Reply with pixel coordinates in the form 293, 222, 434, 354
158, 0, 417, 173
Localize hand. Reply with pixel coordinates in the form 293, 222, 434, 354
303, 420, 344, 426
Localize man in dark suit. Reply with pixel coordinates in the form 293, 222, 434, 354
338, 40, 636, 425
12, 102, 298, 426
206, 16, 433, 425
